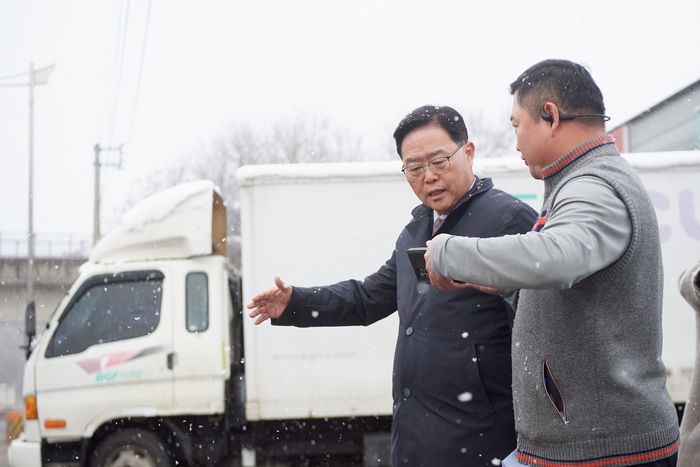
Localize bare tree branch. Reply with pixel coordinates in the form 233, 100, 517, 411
465, 110, 517, 158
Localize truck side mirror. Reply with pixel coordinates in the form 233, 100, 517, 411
23, 301, 37, 360
26, 300, 36, 338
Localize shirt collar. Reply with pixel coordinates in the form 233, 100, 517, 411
434, 177, 476, 221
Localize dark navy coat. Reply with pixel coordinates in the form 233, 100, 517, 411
275, 177, 538, 466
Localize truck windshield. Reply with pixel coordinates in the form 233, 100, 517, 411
45, 278, 163, 358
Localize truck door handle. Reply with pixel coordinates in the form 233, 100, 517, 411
167, 352, 175, 370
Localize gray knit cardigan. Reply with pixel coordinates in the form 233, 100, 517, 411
514, 136, 679, 466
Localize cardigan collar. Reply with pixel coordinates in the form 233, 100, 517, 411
541, 134, 619, 200
541, 134, 616, 181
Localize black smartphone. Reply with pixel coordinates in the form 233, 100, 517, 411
407, 247, 430, 283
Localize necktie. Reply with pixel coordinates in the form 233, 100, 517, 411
432, 216, 445, 236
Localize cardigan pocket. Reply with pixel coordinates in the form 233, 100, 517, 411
542, 361, 569, 425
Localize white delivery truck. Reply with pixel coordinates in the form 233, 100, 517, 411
8, 168, 409, 467
8, 152, 700, 467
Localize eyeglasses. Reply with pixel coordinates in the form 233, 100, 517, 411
401, 142, 465, 181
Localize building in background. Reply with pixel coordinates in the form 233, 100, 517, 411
611, 77, 700, 153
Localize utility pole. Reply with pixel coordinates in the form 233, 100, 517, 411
28, 63, 35, 304
93, 144, 123, 246
26, 62, 55, 303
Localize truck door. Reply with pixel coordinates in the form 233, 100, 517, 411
34, 270, 173, 439
170, 262, 228, 411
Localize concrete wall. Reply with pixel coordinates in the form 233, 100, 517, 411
0, 258, 84, 407
0, 257, 84, 323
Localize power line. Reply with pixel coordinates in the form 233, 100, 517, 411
97, 0, 151, 234
104, 0, 151, 154
107, 0, 131, 151
127, 0, 152, 145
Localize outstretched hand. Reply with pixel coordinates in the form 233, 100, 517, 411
247, 276, 293, 325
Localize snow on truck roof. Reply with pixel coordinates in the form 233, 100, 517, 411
236, 160, 405, 183
89, 180, 227, 263
236, 151, 700, 184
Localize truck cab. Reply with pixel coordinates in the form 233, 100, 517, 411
9, 181, 246, 467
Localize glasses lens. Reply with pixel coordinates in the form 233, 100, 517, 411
403, 143, 462, 181
405, 167, 424, 180
430, 157, 450, 174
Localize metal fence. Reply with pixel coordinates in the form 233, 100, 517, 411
0, 232, 91, 259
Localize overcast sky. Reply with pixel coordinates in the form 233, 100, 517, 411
2, 0, 700, 243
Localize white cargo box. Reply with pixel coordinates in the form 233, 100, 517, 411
238, 162, 413, 421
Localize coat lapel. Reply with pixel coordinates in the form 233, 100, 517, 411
404, 176, 493, 240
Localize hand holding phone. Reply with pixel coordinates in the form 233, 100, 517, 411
408, 244, 466, 286
407, 247, 430, 283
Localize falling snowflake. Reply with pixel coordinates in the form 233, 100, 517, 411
458, 392, 473, 402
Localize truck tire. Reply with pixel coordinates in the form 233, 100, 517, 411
92, 429, 171, 467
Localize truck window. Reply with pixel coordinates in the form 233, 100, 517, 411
46, 278, 163, 358
186, 272, 208, 332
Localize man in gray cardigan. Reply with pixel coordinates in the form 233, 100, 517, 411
678, 260, 700, 467
426, 59, 679, 467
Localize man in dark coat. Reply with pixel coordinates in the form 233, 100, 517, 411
247, 105, 538, 466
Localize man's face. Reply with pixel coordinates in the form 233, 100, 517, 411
400, 125, 475, 215
510, 94, 552, 180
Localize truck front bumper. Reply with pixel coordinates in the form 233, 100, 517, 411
9, 435, 42, 467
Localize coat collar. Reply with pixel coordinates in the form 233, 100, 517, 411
406, 176, 493, 239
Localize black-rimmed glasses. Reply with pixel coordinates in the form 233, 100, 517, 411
401, 142, 465, 181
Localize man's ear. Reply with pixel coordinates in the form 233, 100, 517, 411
463, 141, 475, 165
542, 101, 562, 132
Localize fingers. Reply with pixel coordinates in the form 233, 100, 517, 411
463, 283, 500, 295
253, 313, 271, 325
425, 235, 477, 291
247, 276, 288, 310
274, 276, 289, 291
249, 303, 272, 324
247, 277, 292, 325
430, 274, 455, 290
424, 251, 443, 287
425, 253, 460, 290
442, 280, 473, 291
246, 291, 268, 310
248, 306, 263, 319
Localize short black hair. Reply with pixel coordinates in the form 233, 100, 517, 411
510, 59, 606, 127
393, 105, 468, 158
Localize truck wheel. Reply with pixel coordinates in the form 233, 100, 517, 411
92, 429, 171, 467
